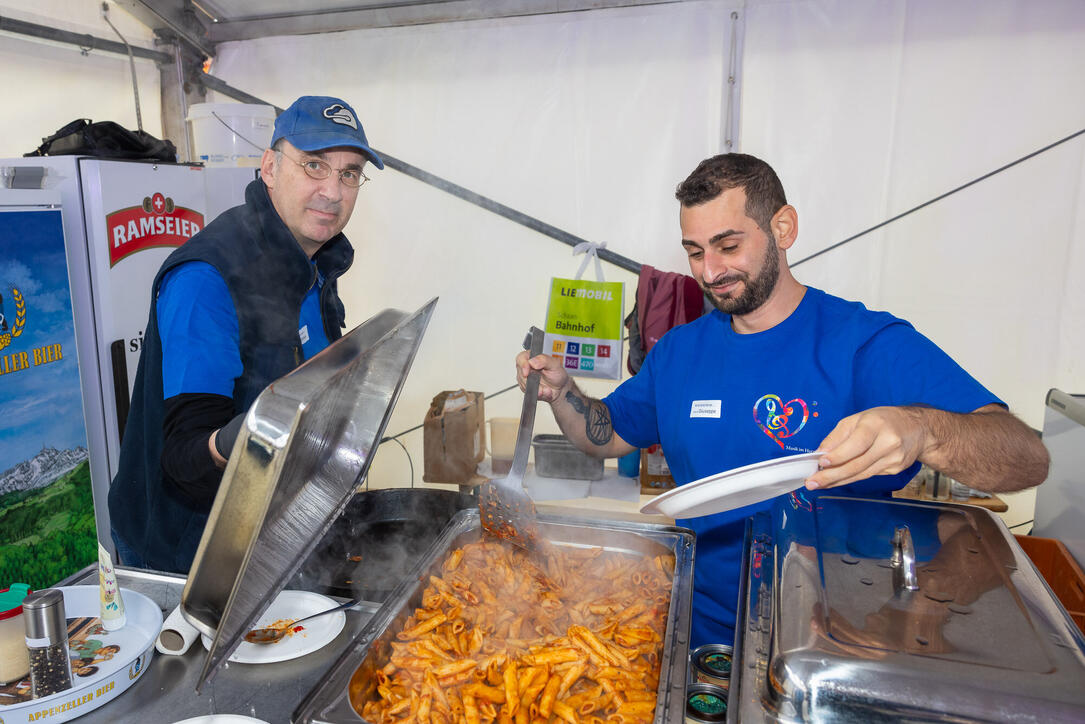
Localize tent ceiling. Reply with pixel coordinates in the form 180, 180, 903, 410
121, 0, 690, 45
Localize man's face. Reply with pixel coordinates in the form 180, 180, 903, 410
680, 187, 780, 316
260, 140, 366, 256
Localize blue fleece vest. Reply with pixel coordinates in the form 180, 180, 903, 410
107, 179, 353, 572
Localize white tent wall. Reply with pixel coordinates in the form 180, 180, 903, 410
206, 0, 1083, 525
205, 1, 742, 492
1, 1, 1080, 527
0, 2, 162, 156
741, 0, 1085, 525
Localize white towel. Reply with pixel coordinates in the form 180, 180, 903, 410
156, 605, 200, 655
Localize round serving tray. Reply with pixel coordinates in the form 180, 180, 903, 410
0, 585, 161, 724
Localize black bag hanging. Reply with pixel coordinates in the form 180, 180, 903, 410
25, 119, 177, 162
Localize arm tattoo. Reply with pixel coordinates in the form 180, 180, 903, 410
565, 392, 588, 415
565, 391, 614, 446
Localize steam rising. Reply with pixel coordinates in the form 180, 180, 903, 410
290, 487, 476, 602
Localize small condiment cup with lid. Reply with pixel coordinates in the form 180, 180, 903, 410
0, 583, 32, 683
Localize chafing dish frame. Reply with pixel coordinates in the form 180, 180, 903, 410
293, 509, 696, 724
731, 496, 1085, 723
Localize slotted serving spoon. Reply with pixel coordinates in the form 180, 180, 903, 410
478, 326, 545, 551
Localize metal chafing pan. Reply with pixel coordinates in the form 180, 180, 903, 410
181, 299, 438, 692
731, 495, 1085, 723
292, 509, 696, 724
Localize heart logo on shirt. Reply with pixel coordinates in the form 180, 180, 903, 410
752, 394, 810, 448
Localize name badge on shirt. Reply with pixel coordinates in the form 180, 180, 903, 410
690, 400, 722, 418
299, 325, 310, 345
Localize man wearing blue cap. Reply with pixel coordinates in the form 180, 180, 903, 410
108, 96, 383, 572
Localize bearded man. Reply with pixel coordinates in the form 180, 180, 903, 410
515, 153, 1049, 647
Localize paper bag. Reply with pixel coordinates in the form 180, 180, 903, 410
422, 390, 486, 484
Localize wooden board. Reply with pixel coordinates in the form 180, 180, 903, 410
892, 487, 1008, 512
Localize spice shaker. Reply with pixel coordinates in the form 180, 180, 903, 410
0, 583, 32, 683
23, 588, 73, 698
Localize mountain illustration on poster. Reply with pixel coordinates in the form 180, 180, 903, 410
0, 208, 97, 589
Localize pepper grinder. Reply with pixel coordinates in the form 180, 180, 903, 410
23, 589, 73, 698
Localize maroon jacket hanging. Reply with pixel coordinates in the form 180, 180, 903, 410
626, 264, 705, 374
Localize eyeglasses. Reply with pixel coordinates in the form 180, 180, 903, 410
278, 149, 370, 188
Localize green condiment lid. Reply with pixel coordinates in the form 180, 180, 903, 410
689, 691, 727, 714
0, 583, 32, 620
704, 652, 732, 674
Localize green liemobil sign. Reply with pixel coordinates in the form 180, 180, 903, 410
544, 278, 624, 379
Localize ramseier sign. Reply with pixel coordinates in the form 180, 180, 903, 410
106, 191, 203, 266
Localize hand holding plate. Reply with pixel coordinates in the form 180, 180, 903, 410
805, 406, 926, 489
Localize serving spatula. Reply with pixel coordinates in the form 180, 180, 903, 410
478, 326, 545, 551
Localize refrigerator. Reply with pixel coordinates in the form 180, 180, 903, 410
0, 157, 255, 581
1035, 389, 1085, 568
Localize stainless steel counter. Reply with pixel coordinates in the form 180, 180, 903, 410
57, 565, 378, 724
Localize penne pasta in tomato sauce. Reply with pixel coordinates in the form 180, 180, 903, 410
351, 539, 674, 723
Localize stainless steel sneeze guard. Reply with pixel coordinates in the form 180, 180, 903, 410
732, 496, 1085, 723
181, 298, 438, 692
293, 510, 696, 724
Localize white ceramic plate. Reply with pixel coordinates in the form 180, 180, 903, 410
640, 452, 823, 518
200, 590, 346, 664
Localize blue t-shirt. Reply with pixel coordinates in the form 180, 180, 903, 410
603, 287, 1001, 647
157, 261, 330, 398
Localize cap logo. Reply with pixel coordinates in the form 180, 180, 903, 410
323, 103, 358, 130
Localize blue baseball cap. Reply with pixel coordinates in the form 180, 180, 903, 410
271, 95, 384, 169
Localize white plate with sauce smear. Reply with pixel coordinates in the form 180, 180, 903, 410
640, 452, 823, 518
200, 590, 346, 664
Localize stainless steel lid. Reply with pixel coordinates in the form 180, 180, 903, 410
181, 299, 437, 692
733, 495, 1085, 723
22, 589, 66, 643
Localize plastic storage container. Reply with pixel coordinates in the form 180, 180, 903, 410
531, 434, 604, 480
487, 417, 518, 475
1015, 534, 1085, 635
0, 583, 31, 683
186, 102, 276, 167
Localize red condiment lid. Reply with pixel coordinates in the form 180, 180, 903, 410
0, 584, 32, 620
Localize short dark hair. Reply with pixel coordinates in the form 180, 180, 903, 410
675, 153, 787, 235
